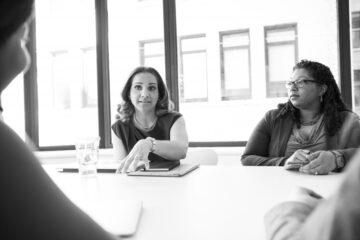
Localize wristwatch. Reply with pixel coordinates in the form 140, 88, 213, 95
331, 151, 345, 169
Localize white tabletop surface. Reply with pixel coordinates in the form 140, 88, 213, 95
44, 165, 344, 240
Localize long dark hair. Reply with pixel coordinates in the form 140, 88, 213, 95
115, 66, 174, 122
277, 59, 349, 136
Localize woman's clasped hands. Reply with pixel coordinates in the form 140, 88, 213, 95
285, 149, 337, 175
116, 138, 153, 174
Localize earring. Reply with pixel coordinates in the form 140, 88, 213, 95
320, 95, 323, 102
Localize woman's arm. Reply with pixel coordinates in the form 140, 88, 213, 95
241, 113, 287, 166
112, 131, 127, 161
153, 116, 189, 160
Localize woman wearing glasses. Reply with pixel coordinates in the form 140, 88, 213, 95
241, 59, 360, 175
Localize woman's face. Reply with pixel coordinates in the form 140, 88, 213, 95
0, 22, 31, 92
287, 68, 325, 110
130, 72, 159, 114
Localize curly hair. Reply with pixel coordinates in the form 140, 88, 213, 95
276, 59, 350, 136
115, 66, 174, 122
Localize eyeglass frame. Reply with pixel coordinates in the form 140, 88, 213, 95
285, 79, 321, 89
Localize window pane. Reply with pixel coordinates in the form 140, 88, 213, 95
2, 75, 26, 140
36, 0, 98, 146
265, 25, 297, 98
351, 0, 360, 114
108, 0, 164, 128
141, 40, 165, 82
176, 0, 339, 142
268, 44, 295, 82
224, 49, 250, 89
182, 52, 208, 101
223, 33, 249, 47
221, 31, 251, 100
179, 36, 208, 102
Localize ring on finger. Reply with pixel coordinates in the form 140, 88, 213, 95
315, 171, 319, 175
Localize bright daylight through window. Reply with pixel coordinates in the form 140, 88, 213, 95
2, 0, 357, 149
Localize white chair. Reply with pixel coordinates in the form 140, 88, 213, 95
181, 148, 218, 165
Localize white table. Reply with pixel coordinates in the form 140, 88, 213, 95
44, 165, 344, 240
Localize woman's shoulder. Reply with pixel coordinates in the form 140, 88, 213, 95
111, 118, 132, 132
264, 109, 283, 119
339, 110, 360, 123
112, 118, 127, 126
158, 111, 182, 120
157, 111, 183, 126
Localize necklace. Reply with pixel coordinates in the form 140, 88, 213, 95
134, 115, 157, 131
300, 114, 322, 126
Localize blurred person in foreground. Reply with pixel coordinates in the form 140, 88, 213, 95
265, 149, 360, 240
0, 0, 120, 239
112, 66, 188, 173
241, 59, 360, 175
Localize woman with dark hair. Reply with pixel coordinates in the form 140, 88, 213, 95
241, 59, 360, 175
0, 0, 118, 239
112, 66, 188, 173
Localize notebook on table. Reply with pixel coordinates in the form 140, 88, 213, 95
143, 159, 180, 171
128, 164, 199, 177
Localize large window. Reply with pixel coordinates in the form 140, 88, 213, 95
5, 0, 351, 150
265, 24, 298, 98
175, 0, 339, 143
220, 30, 251, 100
35, 0, 98, 147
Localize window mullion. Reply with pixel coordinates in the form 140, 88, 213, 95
24, 17, 39, 150
337, 0, 352, 109
95, 0, 112, 148
163, 0, 179, 110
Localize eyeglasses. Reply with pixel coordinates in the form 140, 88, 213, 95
285, 79, 319, 89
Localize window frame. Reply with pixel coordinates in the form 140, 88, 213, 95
219, 29, 252, 101
264, 23, 298, 98
178, 33, 208, 103
139, 39, 165, 65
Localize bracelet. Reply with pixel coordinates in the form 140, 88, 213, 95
147, 137, 156, 153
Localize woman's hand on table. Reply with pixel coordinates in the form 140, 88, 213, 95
116, 139, 152, 174
299, 150, 336, 175
284, 149, 310, 171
